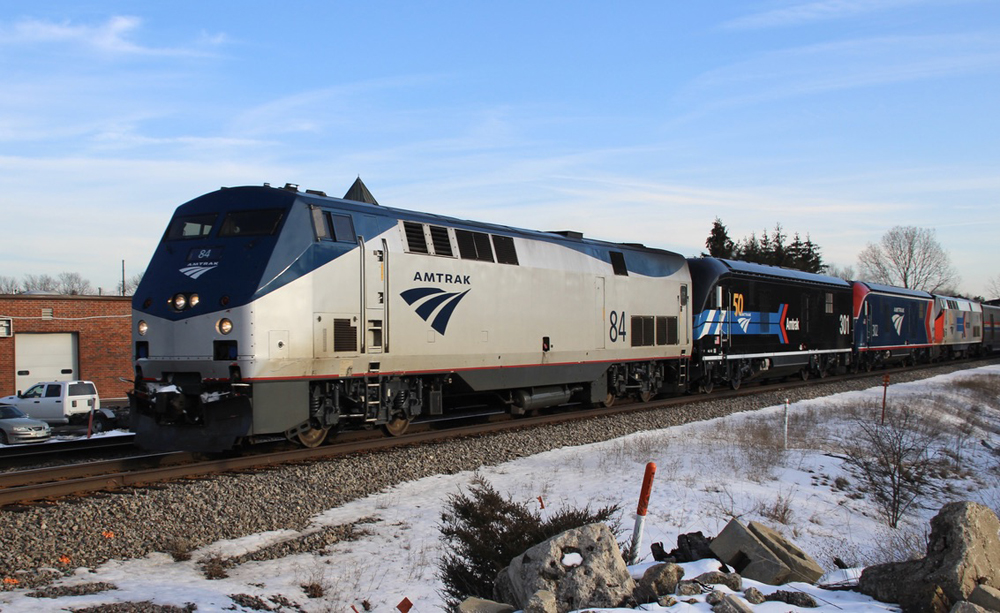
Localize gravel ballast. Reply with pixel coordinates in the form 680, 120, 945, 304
0, 362, 992, 589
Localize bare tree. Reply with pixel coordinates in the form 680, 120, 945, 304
58, 272, 93, 295
825, 263, 855, 281
22, 274, 59, 292
986, 273, 1000, 301
0, 275, 20, 294
118, 271, 144, 296
856, 226, 958, 293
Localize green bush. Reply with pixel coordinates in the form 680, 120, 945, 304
437, 476, 622, 608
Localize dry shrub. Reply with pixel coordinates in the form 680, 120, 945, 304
949, 374, 1000, 409
757, 489, 795, 525
785, 404, 837, 451
842, 401, 946, 528
162, 536, 194, 562
199, 554, 230, 580
730, 416, 788, 481
437, 475, 622, 608
598, 433, 667, 469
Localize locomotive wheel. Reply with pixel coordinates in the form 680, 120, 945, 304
700, 380, 714, 394
384, 416, 411, 437
800, 368, 810, 381
601, 392, 616, 408
638, 389, 653, 403
729, 375, 741, 391
297, 427, 329, 448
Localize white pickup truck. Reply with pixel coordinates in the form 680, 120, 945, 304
0, 380, 116, 429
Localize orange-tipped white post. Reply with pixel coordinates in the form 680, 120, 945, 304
629, 462, 657, 565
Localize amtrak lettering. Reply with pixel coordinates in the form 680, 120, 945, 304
412, 272, 471, 285
785, 318, 800, 331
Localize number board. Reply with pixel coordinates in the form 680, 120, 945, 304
186, 246, 223, 264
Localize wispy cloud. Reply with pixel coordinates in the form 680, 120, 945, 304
0, 15, 225, 57
678, 33, 1000, 110
723, 0, 949, 30
228, 74, 447, 138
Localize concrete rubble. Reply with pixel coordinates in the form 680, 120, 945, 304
455, 501, 1000, 613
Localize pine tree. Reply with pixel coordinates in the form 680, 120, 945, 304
712, 221, 826, 273
703, 217, 736, 258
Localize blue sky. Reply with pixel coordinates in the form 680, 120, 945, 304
1, 1, 998, 296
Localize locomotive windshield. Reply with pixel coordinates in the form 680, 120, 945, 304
219, 209, 284, 236
166, 213, 217, 240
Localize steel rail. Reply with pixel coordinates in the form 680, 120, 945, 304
0, 433, 136, 462
1, 358, 994, 507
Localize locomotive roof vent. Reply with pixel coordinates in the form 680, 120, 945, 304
306, 189, 328, 197
283, 183, 300, 192
549, 230, 583, 240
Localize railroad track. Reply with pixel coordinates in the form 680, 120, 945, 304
2, 358, 994, 508
0, 433, 137, 467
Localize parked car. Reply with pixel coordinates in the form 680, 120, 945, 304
0, 380, 111, 427
0, 404, 52, 445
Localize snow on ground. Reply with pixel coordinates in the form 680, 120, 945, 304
2, 365, 999, 612
0, 428, 133, 448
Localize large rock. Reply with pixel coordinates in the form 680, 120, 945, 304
860, 501, 1000, 613
456, 597, 515, 613
748, 521, 825, 583
525, 590, 558, 613
494, 523, 635, 613
968, 585, 1000, 612
951, 603, 990, 613
655, 531, 715, 562
634, 563, 684, 603
709, 518, 791, 585
713, 594, 756, 613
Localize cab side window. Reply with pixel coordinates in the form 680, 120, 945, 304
23, 385, 44, 398
45, 385, 62, 398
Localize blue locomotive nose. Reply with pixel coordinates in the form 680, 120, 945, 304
133, 187, 299, 320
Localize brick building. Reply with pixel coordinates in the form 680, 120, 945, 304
0, 294, 132, 400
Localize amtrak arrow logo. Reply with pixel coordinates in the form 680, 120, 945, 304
892, 313, 905, 336
737, 315, 751, 333
401, 287, 470, 335
180, 265, 217, 279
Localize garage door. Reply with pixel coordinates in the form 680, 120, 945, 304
14, 333, 78, 394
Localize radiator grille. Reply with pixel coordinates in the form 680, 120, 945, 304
334, 318, 358, 352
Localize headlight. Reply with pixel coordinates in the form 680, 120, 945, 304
217, 318, 233, 335
172, 293, 187, 311
137, 320, 148, 336
189, 294, 200, 308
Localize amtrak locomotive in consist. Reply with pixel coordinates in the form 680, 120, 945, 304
851, 282, 935, 370
130, 183, 692, 451
687, 258, 854, 391
130, 181, 1000, 452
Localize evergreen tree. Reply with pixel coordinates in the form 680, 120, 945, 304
736, 231, 762, 263
710, 221, 826, 273
703, 217, 736, 258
